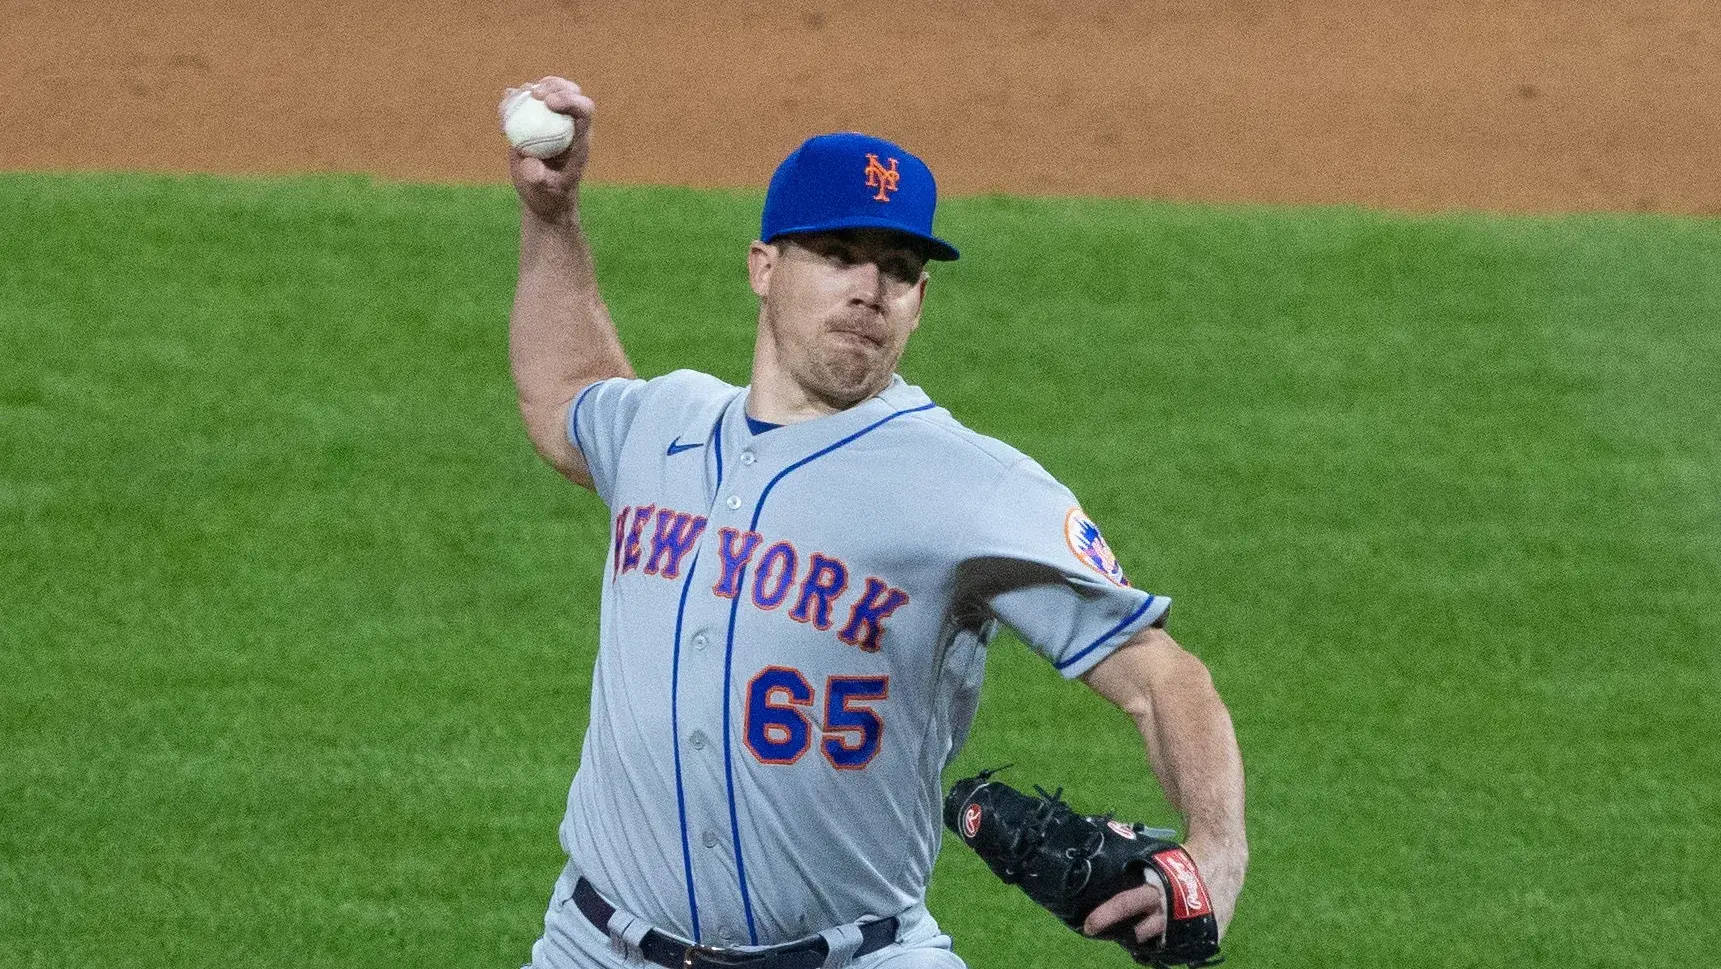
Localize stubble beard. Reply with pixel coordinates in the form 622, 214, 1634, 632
766, 305, 901, 411
816, 335, 897, 404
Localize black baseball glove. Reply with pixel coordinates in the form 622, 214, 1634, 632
944, 769, 1222, 968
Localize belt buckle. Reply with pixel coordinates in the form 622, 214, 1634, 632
682, 942, 748, 969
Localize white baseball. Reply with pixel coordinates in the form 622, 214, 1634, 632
503, 89, 575, 159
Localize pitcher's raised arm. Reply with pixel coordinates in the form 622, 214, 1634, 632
502, 76, 633, 488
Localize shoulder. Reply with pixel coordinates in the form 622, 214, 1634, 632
885, 397, 1084, 517
646, 368, 738, 400
632, 369, 739, 440
889, 398, 1042, 481
625, 368, 741, 417
574, 369, 739, 444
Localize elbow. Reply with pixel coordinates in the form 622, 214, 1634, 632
1147, 634, 1218, 690
1135, 645, 1226, 727
517, 396, 565, 453
1131, 627, 1219, 698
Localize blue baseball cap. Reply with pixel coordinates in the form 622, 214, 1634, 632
761, 132, 959, 261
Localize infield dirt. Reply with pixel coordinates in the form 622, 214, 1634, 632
3, 0, 1718, 214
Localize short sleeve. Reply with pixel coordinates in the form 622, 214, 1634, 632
567, 370, 738, 508
960, 458, 1170, 679
567, 376, 650, 504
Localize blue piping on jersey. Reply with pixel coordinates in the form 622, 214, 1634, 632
567, 380, 606, 455
666, 408, 729, 941
719, 401, 937, 944
747, 403, 937, 532
1054, 594, 1159, 672
717, 564, 753, 941
668, 549, 705, 940
710, 411, 725, 493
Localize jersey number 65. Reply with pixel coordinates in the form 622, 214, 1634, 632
744, 667, 888, 769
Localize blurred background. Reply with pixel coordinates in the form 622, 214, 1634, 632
5, 0, 1721, 211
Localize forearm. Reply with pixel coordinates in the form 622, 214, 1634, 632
1135, 647, 1248, 920
509, 206, 633, 471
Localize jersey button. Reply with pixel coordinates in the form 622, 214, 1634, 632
725, 495, 742, 510
702, 830, 719, 848
689, 731, 707, 750
741, 451, 756, 466
692, 633, 708, 649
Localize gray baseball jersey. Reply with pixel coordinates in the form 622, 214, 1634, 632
557, 369, 1169, 949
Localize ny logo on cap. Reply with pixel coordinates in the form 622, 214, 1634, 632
864, 153, 900, 202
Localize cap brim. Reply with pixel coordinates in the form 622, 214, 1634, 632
766, 216, 960, 261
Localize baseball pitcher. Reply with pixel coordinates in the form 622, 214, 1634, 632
501, 76, 1247, 969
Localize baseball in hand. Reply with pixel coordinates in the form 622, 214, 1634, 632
503, 89, 575, 159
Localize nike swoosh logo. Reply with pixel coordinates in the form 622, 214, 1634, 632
666, 438, 705, 456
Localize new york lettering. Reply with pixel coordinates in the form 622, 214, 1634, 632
610, 505, 909, 651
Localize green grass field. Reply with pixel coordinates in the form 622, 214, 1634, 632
2, 173, 1717, 968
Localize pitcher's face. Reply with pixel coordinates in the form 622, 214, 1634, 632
749, 229, 929, 409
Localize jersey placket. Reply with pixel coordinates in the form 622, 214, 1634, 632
671, 406, 766, 947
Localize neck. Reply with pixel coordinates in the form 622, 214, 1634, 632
747, 372, 841, 424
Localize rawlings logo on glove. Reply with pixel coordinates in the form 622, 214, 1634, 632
943, 769, 1222, 968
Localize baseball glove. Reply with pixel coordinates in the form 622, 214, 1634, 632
943, 768, 1222, 968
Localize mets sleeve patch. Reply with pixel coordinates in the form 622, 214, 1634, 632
1064, 507, 1131, 588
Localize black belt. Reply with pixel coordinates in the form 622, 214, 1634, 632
571, 877, 898, 969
